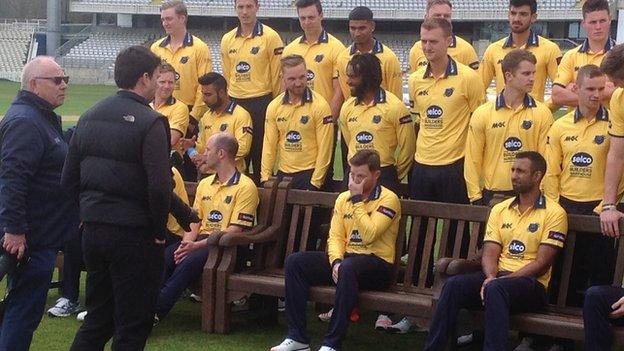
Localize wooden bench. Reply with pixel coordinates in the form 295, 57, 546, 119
434, 215, 624, 346
210, 185, 491, 334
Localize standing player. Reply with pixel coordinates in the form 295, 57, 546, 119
408, 0, 479, 73
221, 0, 284, 184
151, 63, 190, 148
552, 0, 615, 107
339, 53, 415, 195
465, 49, 553, 206
261, 55, 334, 191
479, 0, 561, 102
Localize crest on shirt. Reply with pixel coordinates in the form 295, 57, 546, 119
224, 195, 232, 204
220, 123, 228, 131
314, 54, 324, 62
528, 223, 539, 233
443, 88, 454, 97
180, 56, 189, 64
349, 230, 362, 243
300, 115, 309, 124
250, 46, 260, 55
522, 120, 533, 130
372, 115, 381, 124
594, 135, 605, 145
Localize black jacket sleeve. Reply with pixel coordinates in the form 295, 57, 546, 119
61, 123, 81, 202
169, 192, 200, 232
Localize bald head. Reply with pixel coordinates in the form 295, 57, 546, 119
20, 56, 68, 109
208, 132, 239, 160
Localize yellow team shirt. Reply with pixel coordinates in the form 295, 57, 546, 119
609, 88, 624, 137
152, 96, 190, 137
409, 58, 485, 166
197, 100, 253, 172
282, 30, 345, 104
544, 107, 610, 202
327, 185, 401, 265
221, 22, 284, 99
339, 89, 416, 180
167, 167, 190, 235
553, 38, 615, 88
408, 35, 479, 73
261, 88, 335, 189
484, 194, 568, 287
480, 31, 561, 102
465, 92, 553, 202
151, 33, 213, 118
193, 170, 259, 234
336, 39, 403, 100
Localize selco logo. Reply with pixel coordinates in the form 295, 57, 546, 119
208, 210, 223, 223
236, 62, 251, 73
504, 137, 522, 151
571, 152, 593, 167
356, 131, 374, 144
306, 69, 315, 81
286, 131, 302, 143
426, 105, 443, 119
508, 240, 526, 255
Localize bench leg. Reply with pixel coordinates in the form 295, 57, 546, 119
214, 269, 231, 334
201, 252, 219, 333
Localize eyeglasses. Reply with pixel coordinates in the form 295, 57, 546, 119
34, 76, 70, 85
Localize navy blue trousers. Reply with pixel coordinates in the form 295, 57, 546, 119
155, 240, 209, 318
424, 271, 547, 351
583, 285, 624, 350
62, 231, 84, 302
284, 251, 391, 350
0, 248, 57, 351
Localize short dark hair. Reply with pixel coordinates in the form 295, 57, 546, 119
198, 72, 228, 93
349, 6, 373, 21
114, 46, 161, 90
347, 53, 382, 94
576, 64, 604, 86
421, 17, 452, 37
212, 132, 239, 160
509, 0, 537, 14
501, 49, 536, 77
516, 151, 546, 175
295, 0, 322, 14
601, 44, 624, 81
160, 0, 188, 16
349, 149, 380, 172
582, 0, 610, 18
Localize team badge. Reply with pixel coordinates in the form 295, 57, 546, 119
250, 47, 260, 55
220, 123, 228, 131
594, 135, 605, 145
522, 120, 532, 130
180, 56, 189, 64
224, 195, 232, 204
372, 115, 381, 124
443, 88, 454, 97
528, 223, 539, 233
314, 54, 324, 62
300, 115, 309, 124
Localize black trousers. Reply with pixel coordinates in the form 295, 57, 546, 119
284, 252, 391, 350
425, 271, 547, 351
338, 165, 401, 196
232, 94, 273, 185
583, 285, 624, 350
61, 230, 84, 303
480, 189, 516, 207
276, 169, 317, 191
70, 223, 164, 351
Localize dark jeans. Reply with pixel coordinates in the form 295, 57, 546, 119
70, 223, 164, 351
155, 239, 210, 319
339, 165, 401, 196
425, 271, 547, 351
285, 252, 391, 350
480, 189, 516, 207
583, 285, 624, 350
0, 248, 58, 351
232, 94, 272, 185
276, 169, 317, 191
62, 231, 84, 303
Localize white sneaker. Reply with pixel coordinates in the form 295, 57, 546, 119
457, 333, 474, 346
76, 310, 87, 321
189, 293, 202, 302
269, 338, 310, 351
514, 337, 535, 351
318, 308, 333, 322
278, 298, 286, 312
47, 297, 80, 317
374, 314, 393, 331
386, 317, 411, 333
318, 347, 337, 351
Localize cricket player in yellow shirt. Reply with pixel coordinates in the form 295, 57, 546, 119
151, 63, 189, 148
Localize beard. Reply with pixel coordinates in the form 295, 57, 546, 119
350, 84, 366, 98
207, 96, 223, 111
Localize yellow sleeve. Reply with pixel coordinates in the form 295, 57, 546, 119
553, 50, 574, 87
609, 89, 624, 137
260, 100, 279, 183
466, 70, 486, 112
464, 107, 486, 202
331, 40, 346, 79
540, 207, 568, 248
220, 36, 231, 88
196, 112, 209, 154
336, 52, 350, 100
479, 46, 495, 93
190, 42, 213, 118
169, 103, 190, 136
234, 109, 253, 166
408, 42, 420, 74
352, 193, 400, 245
268, 32, 285, 97
483, 204, 503, 244
311, 101, 335, 189
385, 54, 404, 99
229, 181, 259, 228
327, 195, 348, 265
172, 167, 189, 204
538, 107, 555, 155
408, 73, 418, 117
394, 103, 416, 180
547, 43, 563, 83
544, 124, 563, 201
462, 43, 480, 70
338, 102, 351, 150
193, 181, 206, 220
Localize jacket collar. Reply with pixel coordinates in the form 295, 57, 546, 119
579, 37, 616, 53
495, 91, 537, 110
159, 32, 193, 48
117, 90, 150, 107
236, 21, 263, 38
16, 90, 55, 112
423, 56, 458, 79
574, 105, 609, 123
503, 29, 539, 48
300, 29, 329, 44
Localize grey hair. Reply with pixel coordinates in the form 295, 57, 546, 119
20, 56, 57, 90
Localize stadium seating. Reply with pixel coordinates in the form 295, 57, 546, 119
0, 23, 35, 81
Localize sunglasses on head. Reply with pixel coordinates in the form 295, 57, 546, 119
34, 76, 70, 85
